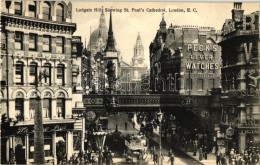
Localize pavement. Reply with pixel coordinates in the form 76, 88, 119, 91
107, 112, 216, 165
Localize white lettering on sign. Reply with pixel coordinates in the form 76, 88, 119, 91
187, 44, 218, 52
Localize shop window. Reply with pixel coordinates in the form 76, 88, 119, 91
43, 63, 51, 85
14, 2, 22, 15
56, 37, 64, 53
57, 64, 65, 85
28, 1, 36, 18
29, 62, 37, 85
43, 35, 51, 52
29, 33, 37, 51
15, 32, 23, 50
57, 98, 65, 118
198, 79, 203, 91
42, 2, 51, 20
43, 98, 51, 118
56, 4, 64, 22
15, 62, 24, 85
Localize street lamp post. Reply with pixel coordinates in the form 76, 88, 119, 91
93, 124, 107, 164
157, 109, 163, 165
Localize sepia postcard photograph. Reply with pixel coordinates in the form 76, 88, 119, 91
0, 1, 259, 164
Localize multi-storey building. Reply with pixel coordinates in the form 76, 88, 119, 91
149, 14, 223, 150
219, 3, 259, 153
149, 15, 222, 95
1, 1, 84, 164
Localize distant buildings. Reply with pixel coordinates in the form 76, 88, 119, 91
84, 10, 148, 95
149, 15, 222, 95
1, 1, 84, 164
219, 3, 259, 153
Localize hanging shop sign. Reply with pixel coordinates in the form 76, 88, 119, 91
226, 126, 234, 136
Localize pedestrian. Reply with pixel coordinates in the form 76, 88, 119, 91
105, 150, 113, 165
168, 151, 175, 165
199, 148, 203, 161
204, 145, 207, 160
153, 152, 158, 165
125, 122, 128, 130
221, 155, 227, 165
133, 122, 136, 129
216, 151, 221, 165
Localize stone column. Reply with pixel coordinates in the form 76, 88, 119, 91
81, 118, 85, 152
66, 131, 73, 161
23, 33, 29, 51
25, 134, 29, 164
24, 99, 30, 120
38, 35, 43, 52
65, 98, 72, 119
51, 98, 57, 119
52, 132, 57, 165
239, 133, 246, 153
9, 99, 15, 120
51, 36, 56, 54
53, 61, 56, 85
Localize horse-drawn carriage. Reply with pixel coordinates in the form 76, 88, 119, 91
124, 133, 149, 164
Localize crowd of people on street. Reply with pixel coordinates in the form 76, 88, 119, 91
216, 147, 260, 165
58, 146, 113, 165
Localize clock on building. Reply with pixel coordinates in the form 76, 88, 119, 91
138, 57, 144, 64
86, 111, 96, 121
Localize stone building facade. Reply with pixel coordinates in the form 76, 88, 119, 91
1, 1, 84, 164
149, 15, 222, 95
219, 3, 260, 153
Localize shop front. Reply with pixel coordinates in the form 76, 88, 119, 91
7, 123, 75, 164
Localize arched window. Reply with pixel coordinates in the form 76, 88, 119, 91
28, 1, 36, 18
57, 92, 65, 118
43, 63, 51, 85
29, 91, 37, 119
56, 4, 64, 22
43, 92, 52, 118
15, 61, 24, 85
42, 2, 51, 20
29, 62, 38, 85
57, 64, 65, 85
15, 92, 24, 121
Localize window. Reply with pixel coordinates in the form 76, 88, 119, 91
56, 4, 64, 22
198, 79, 204, 91
57, 64, 65, 85
43, 35, 51, 52
209, 79, 215, 91
57, 98, 65, 118
15, 62, 23, 84
29, 63, 37, 85
42, 2, 51, 20
43, 63, 51, 85
29, 98, 37, 119
56, 37, 64, 53
43, 98, 51, 118
186, 79, 193, 91
14, 2, 22, 15
28, 1, 36, 18
29, 33, 37, 50
15, 98, 24, 121
15, 32, 23, 50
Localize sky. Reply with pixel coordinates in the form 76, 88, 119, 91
72, 2, 259, 67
